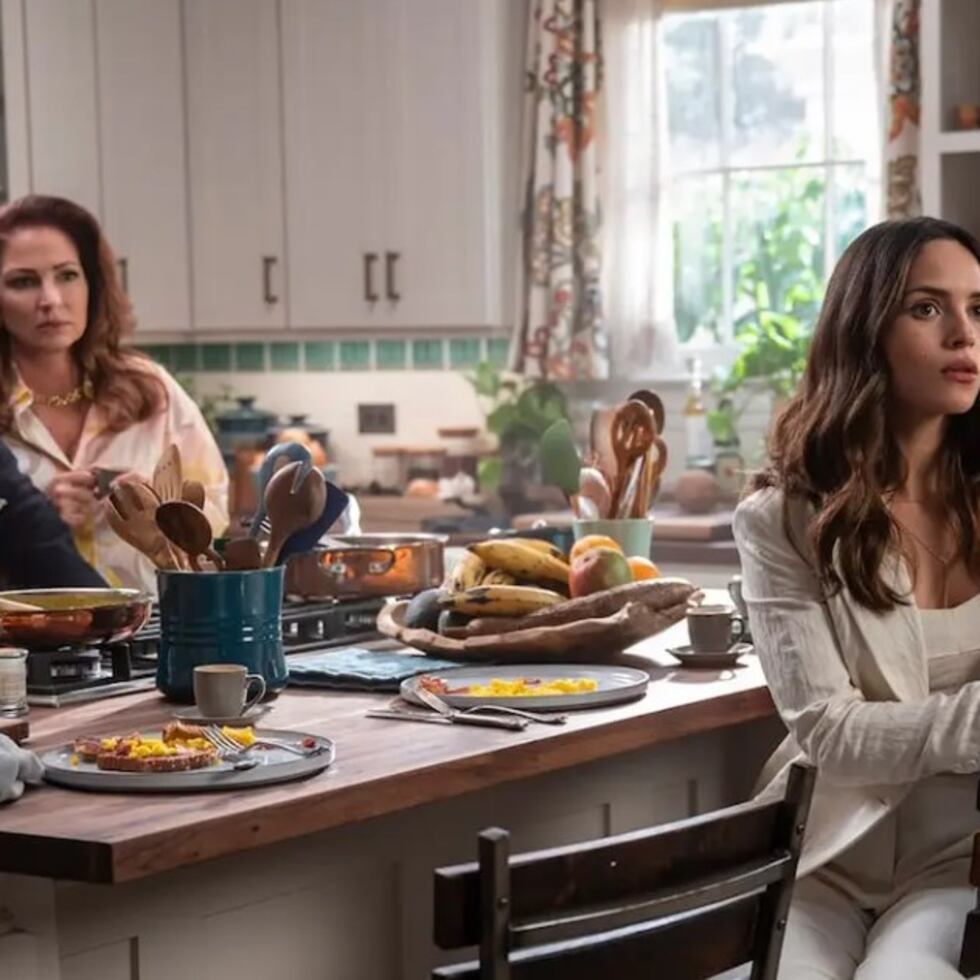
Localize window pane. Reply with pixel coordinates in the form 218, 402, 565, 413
832, 0, 879, 164
672, 175, 724, 344
833, 163, 874, 258
664, 14, 722, 173
730, 4, 825, 167
731, 167, 825, 338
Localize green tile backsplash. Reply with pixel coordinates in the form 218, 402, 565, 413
376, 340, 406, 369
340, 341, 371, 370
412, 339, 444, 369
235, 343, 265, 371
143, 336, 500, 375
270, 342, 301, 371
201, 343, 231, 372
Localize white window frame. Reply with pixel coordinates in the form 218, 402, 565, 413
665, 0, 881, 368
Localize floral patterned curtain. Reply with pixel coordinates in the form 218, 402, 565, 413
512, 0, 608, 381
883, 0, 921, 219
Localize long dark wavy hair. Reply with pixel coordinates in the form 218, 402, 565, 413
0, 194, 165, 434
753, 217, 980, 611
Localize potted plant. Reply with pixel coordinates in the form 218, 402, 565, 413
467, 361, 570, 515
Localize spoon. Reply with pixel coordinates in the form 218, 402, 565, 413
277, 480, 351, 564
181, 479, 206, 510
610, 400, 656, 517
579, 466, 612, 519
262, 462, 327, 568
250, 443, 313, 540
589, 404, 620, 495
223, 537, 263, 572
107, 481, 183, 569
152, 444, 183, 503
156, 500, 226, 572
626, 389, 666, 434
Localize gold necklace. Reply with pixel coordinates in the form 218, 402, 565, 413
890, 509, 957, 607
30, 378, 93, 408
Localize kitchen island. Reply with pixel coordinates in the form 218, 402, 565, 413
0, 613, 780, 980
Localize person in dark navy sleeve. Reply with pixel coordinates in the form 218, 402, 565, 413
0, 440, 103, 588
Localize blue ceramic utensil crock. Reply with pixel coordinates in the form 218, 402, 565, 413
155, 567, 287, 703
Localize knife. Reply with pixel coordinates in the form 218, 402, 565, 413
413, 686, 529, 731
366, 708, 528, 731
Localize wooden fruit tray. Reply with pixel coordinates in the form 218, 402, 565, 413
377, 593, 693, 664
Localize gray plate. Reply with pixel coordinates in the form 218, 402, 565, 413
401, 664, 650, 713
40, 728, 334, 793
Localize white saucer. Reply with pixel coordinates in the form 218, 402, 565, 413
171, 704, 269, 726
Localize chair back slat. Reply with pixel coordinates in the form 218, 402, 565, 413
432, 763, 815, 980
509, 853, 792, 951
436, 797, 781, 949
434, 892, 761, 980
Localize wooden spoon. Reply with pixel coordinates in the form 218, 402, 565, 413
152, 444, 182, 503
589, 405, 620, 494
262, 462, 327, 568
181, 479, 206, 510
223, 537, 263, 572
156, 501, 225, 572
106, 482, 182, 569
610, 400, 656, 517
626, 389, 666, 434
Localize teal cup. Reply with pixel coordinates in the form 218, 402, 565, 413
155, 567, 287, 703
572, 518, 654, 559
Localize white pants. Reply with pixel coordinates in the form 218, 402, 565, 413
777, 873, 975, 979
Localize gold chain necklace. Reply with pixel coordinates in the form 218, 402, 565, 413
890, 507, 957, 607
30, 378, 93, 408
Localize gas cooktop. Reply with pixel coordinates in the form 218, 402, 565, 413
26, 595, 389, 707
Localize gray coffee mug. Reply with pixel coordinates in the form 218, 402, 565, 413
687, 604, 746, 653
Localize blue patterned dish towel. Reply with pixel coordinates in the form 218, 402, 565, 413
287, 647, 465, 692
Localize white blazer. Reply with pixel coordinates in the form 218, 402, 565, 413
734, 487, 980, 877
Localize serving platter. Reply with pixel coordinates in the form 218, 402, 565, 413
40, 728, 334, 793
400, 664, 651, 712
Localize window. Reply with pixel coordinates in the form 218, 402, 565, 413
664, 0, 880, 355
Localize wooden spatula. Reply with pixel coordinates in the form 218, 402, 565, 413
152, 444, 182, 503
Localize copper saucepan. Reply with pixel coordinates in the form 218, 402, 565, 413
284, 533, 447, 600
0, 589, 153, 649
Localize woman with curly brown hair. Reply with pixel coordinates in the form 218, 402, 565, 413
0, 195, 227, 592
734, 217, 980, 978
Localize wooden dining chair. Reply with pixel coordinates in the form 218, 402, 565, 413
959, 788, 980, 974
431, 763, 815, 980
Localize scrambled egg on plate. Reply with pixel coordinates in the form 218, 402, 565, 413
466, 677, 598, 697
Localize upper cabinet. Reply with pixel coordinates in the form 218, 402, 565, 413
282, 0, 523, 330
1, 0, 522, 334
183, 0, 286, 331
96, 0, 191, 331
2, 0, 190, 331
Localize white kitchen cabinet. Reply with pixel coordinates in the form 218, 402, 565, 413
282, 0, 522, 330
18, 0, 102, 214
183, 0, 286, 331
95, 0, 191, 331
280, 0, 386, 329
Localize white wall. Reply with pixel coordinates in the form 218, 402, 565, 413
193, 371, 775, 493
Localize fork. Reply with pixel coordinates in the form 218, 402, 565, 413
204, 725, 323, 759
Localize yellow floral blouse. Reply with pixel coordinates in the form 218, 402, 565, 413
3, 361, 229, 593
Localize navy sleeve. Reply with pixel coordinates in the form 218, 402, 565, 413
0, 443, 105, 589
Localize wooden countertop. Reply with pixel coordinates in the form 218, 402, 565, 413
0, 619, 774, 886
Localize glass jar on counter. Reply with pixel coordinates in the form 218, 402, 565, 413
0, 648, 28, 718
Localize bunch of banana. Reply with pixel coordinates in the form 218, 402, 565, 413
481, 569, 517, 586
439, 583, 565, 617
445, 551, 486, 592
468, 539, 570, 587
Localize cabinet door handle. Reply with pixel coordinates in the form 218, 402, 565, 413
117, 257, 129, 294
262, 256, 279, 304
385, 251, 401, 302
364, 252, 379, 302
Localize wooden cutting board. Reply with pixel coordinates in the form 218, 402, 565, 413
0, 717, 29, 744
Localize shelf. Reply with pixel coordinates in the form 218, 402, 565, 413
937, 130, 980, 155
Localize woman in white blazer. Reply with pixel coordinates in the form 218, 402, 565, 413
734, 217, 980, 979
